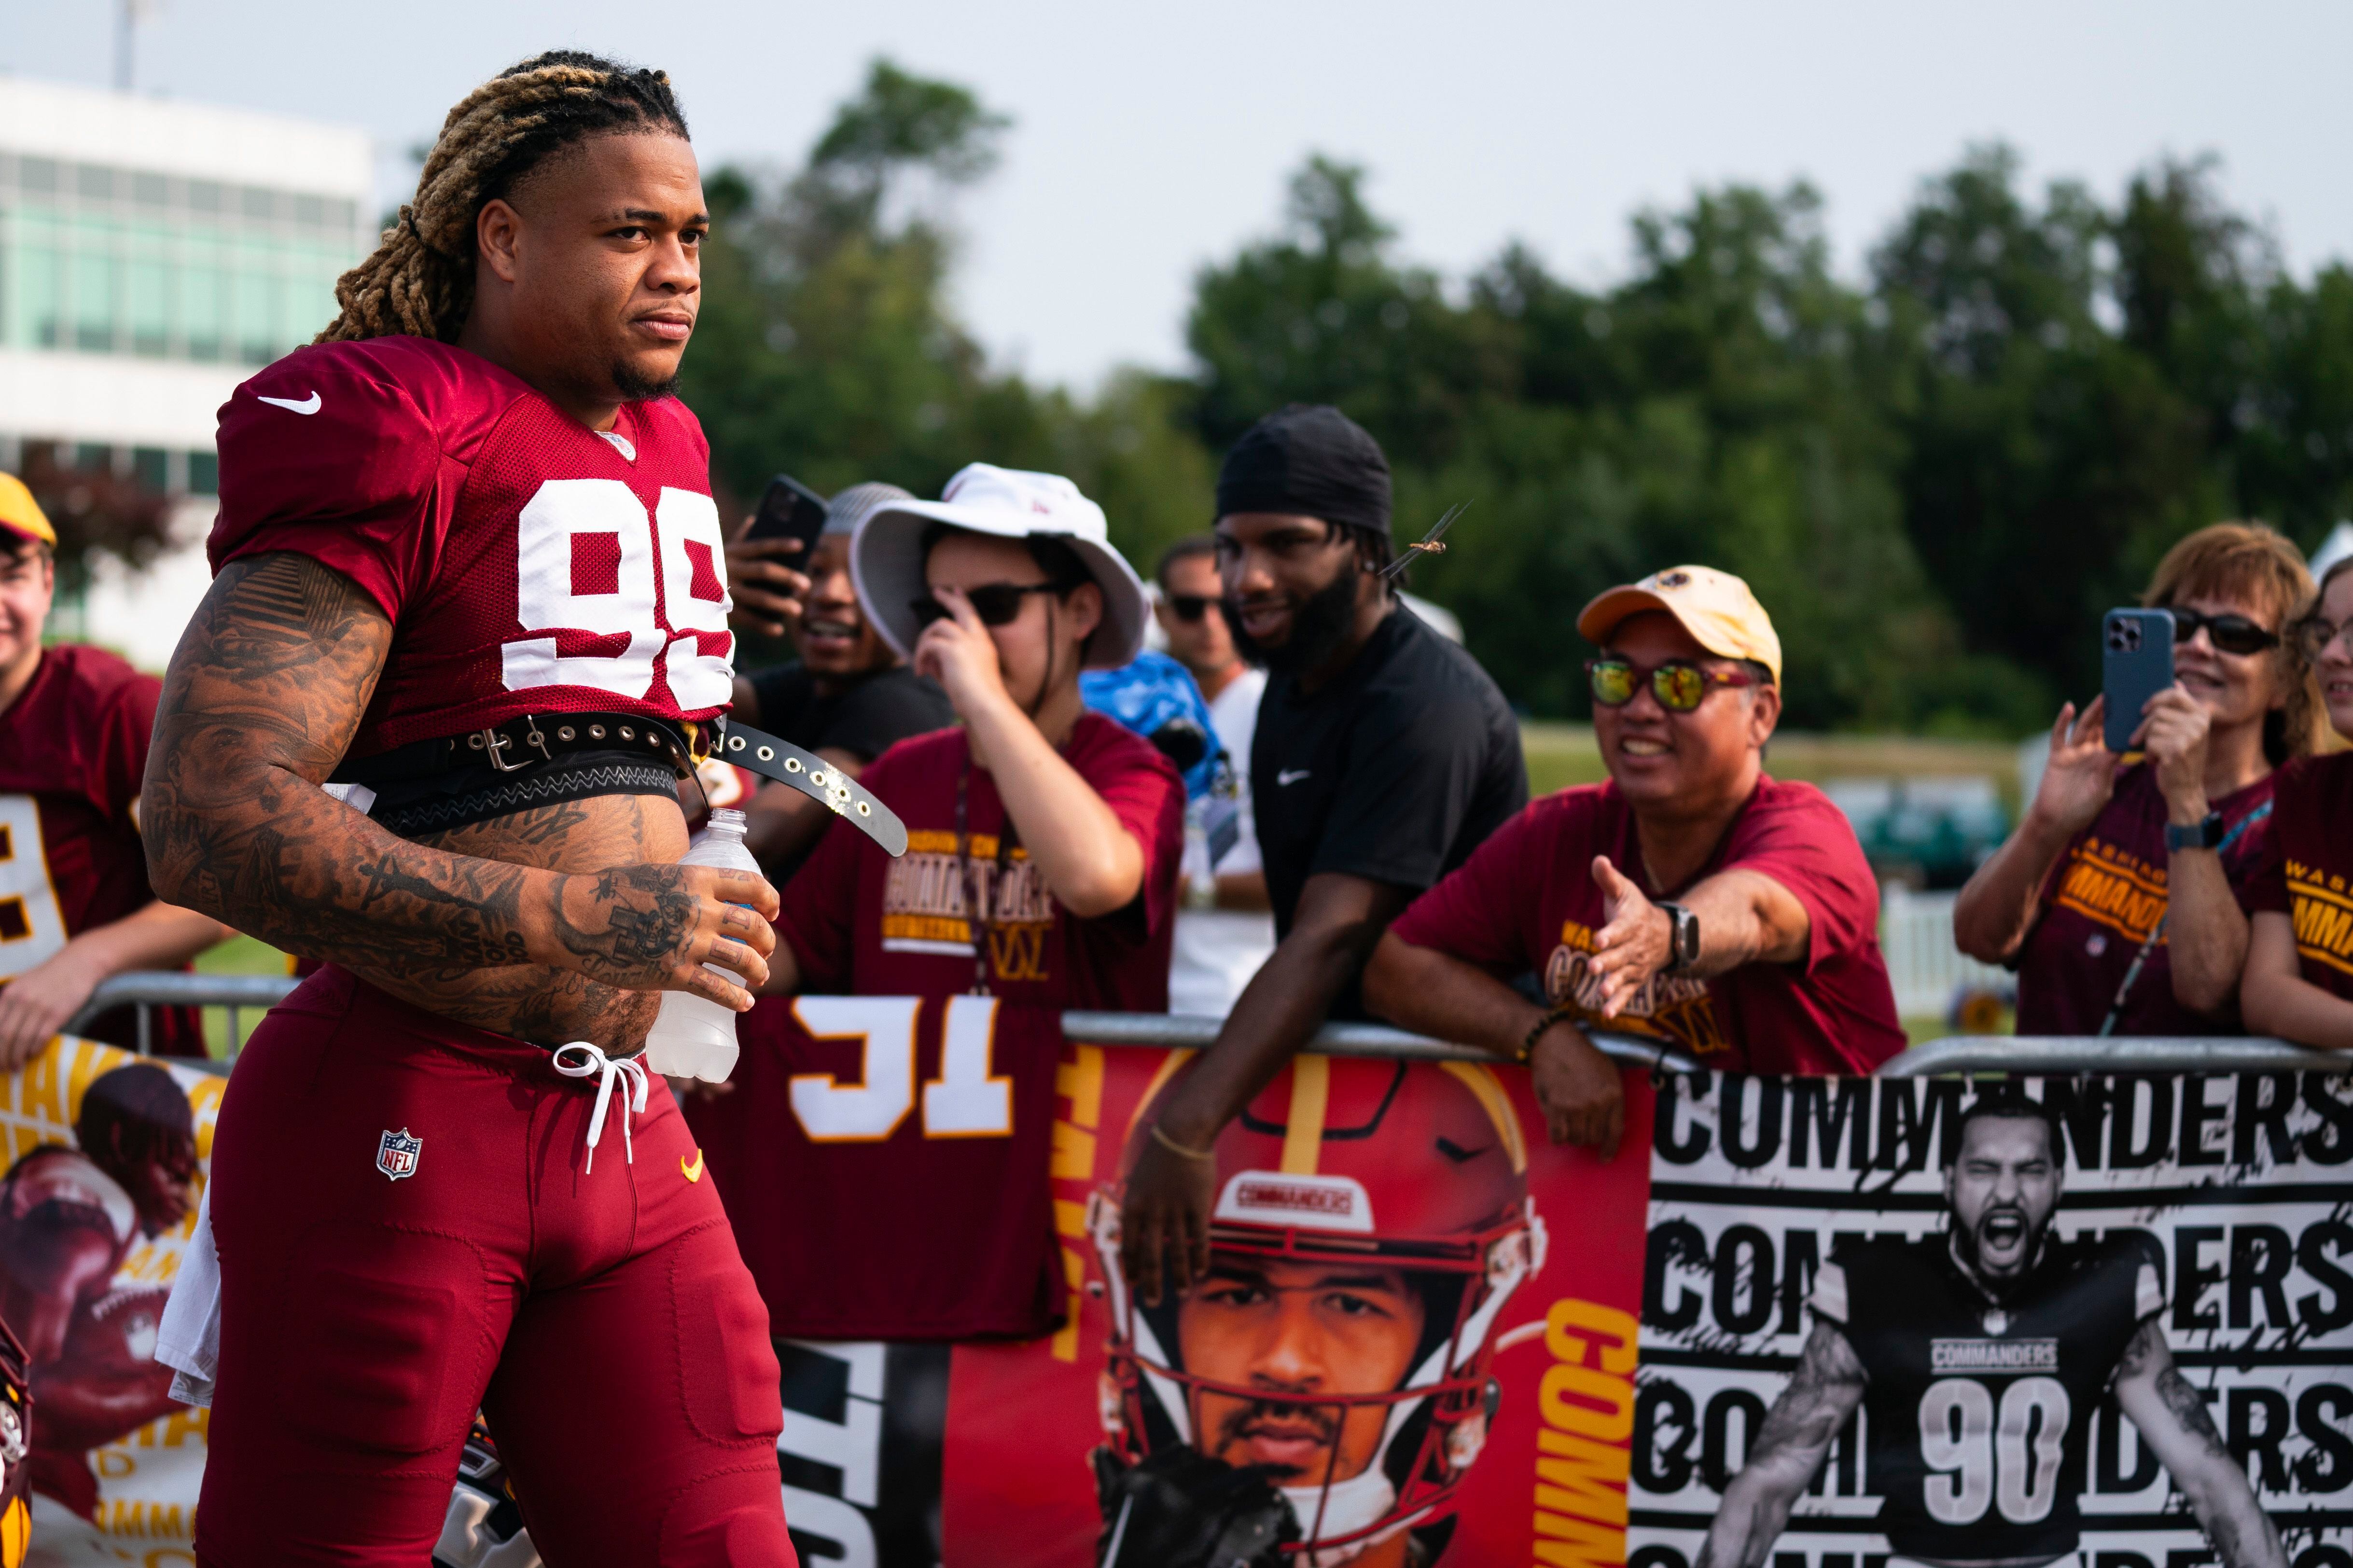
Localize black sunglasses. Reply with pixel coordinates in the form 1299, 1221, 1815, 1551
1165, 594, 1220, 624
2167, 606, 2278, 656
909, 580, 1075, 630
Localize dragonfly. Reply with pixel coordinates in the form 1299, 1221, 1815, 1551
1380, 500, 1470, 581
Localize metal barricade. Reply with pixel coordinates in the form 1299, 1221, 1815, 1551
61, 974, 1702, 1073
64, 972, 297, 1069
1882, 1034, 2351, 1076
57, 974, 2351, 1078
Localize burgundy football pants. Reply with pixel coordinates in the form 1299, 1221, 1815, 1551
195, 967, 797, 1567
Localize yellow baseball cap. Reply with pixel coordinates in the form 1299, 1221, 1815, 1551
1576, 564, 1782, 685
0, 475, 55, 549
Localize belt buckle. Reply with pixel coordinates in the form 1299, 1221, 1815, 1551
480, 724, 529, 773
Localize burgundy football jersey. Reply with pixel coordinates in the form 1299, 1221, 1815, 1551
684, 996, 1069, 1340
0, 646, 202, 1057
209, 336, 734, 759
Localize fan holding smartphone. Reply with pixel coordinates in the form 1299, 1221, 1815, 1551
1953, 522, 2322, 1036
722, 476, 955, 881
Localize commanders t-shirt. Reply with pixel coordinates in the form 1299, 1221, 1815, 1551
742, 661, 953, 763
1252, 607, 1526, 1015
0, 646, 202, 1057
690, 714, 1183, 1339
2014, 764, 2277, 1035
2243, 752, 2353, 1002
1386, 776, 1904, 1074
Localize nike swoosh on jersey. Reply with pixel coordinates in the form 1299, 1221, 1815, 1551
256, 391, 322, 415
681, 1148, 706, 1182
1277, 769, 1312, 786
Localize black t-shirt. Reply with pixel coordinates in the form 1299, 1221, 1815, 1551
743, 663, 955, 762
1251, 606, 1527, 1010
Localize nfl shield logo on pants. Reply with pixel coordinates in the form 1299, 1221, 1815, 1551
376, 1128, 421, 1181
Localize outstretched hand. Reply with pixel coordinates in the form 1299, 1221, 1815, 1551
1585, 856, 1671, 1018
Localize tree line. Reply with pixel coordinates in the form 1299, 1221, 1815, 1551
677, 62, 2353, 735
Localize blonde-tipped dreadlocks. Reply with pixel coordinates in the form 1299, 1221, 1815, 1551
317, 51, 688, 345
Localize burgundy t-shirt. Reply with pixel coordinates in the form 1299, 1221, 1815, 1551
686, 713, 1183, 1339
2013, 764, 2276, 1035
0, 646, 201, 1057
2243, 752, 2353, 1002
1386, 776, 1904, 1075
772, 713, 1184, 1008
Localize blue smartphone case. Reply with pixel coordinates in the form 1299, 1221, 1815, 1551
2102, 609, 2175, 752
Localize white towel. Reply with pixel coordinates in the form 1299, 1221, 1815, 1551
154, 1185, 221, 1408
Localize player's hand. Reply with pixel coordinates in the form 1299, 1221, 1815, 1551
912, 585, 1014, 720
2137, 685, 2213, 826
1587, 856, 1671, 1016
2026, 696, 2120, 839
1529, 1021, 1625, 1159
1118, 1129, 1218, 1309
547, 862, 780, 1011
725, 536, 811, 640
0, 947, 104, 1069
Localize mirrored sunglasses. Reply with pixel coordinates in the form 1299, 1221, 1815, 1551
1587, 657, 1762, 712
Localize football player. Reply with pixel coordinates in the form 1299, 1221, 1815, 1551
0, 476, 231, 1063
0, 1063, 193, 1518
141, 54, 799, 1566
1090, 1055, 1546, 1567
1699, 1090, 2283, 1568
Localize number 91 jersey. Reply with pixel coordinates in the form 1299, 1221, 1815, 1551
1813, 1233, 2164, 1564
208, 336, 734, 759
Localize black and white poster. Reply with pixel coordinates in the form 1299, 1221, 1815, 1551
1632, 1070, 2353, 1568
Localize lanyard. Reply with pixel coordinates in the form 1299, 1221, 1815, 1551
953, 760, 1016, 996
2096, 799, 2272, 1036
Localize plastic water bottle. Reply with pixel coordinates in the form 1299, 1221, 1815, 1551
643, 808, 758, 1082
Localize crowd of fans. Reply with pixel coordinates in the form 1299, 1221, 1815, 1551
7, 407, 2353, 1137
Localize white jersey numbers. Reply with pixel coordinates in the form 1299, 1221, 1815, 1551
1919, 1374, 2070, 1526
0, 796, 69, 982
501, 479, 733, 705
788, 995, 1016, 1144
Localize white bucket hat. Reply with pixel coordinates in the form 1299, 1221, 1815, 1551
850, 463, 1150, 670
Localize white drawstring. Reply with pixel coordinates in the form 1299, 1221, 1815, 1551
551, 1042, 649, 1172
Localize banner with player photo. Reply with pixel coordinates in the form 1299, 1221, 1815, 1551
779, 1043, 1658, 1568
0, 1033, 214, 1566
1630, 1069, 2353, 1568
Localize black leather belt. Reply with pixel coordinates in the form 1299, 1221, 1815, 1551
331, 712, 700, 787
332, 711, 908, 857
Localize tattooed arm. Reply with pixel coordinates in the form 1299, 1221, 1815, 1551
142, 553, 778, 1047
1697, 1321, 1866, 1568
2112, 1318, 2286, 1568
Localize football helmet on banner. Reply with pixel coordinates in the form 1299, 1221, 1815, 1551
1089, 1055, 1545, 1566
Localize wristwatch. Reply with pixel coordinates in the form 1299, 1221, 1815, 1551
2164, 811, 2227, 853
1657, 901, 1701, 974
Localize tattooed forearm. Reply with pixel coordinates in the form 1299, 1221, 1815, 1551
2115, 1318, 2287, 1568
143, 554, 769, 1039
1697, 1322, 1867, 1568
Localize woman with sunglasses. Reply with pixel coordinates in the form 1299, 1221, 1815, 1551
2241, 555, 2353, 1048
1955, 522, 2321, 1034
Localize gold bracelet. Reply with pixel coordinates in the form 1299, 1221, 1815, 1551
1150, 1124, 1217, 1162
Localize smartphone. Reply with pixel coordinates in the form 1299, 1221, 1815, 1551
2102, 608, 2175, 752
743, 474, 829, 554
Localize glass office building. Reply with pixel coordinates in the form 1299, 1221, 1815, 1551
0, 76, 372, 662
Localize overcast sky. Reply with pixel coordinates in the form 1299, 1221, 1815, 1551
11, 0, 2353, 388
